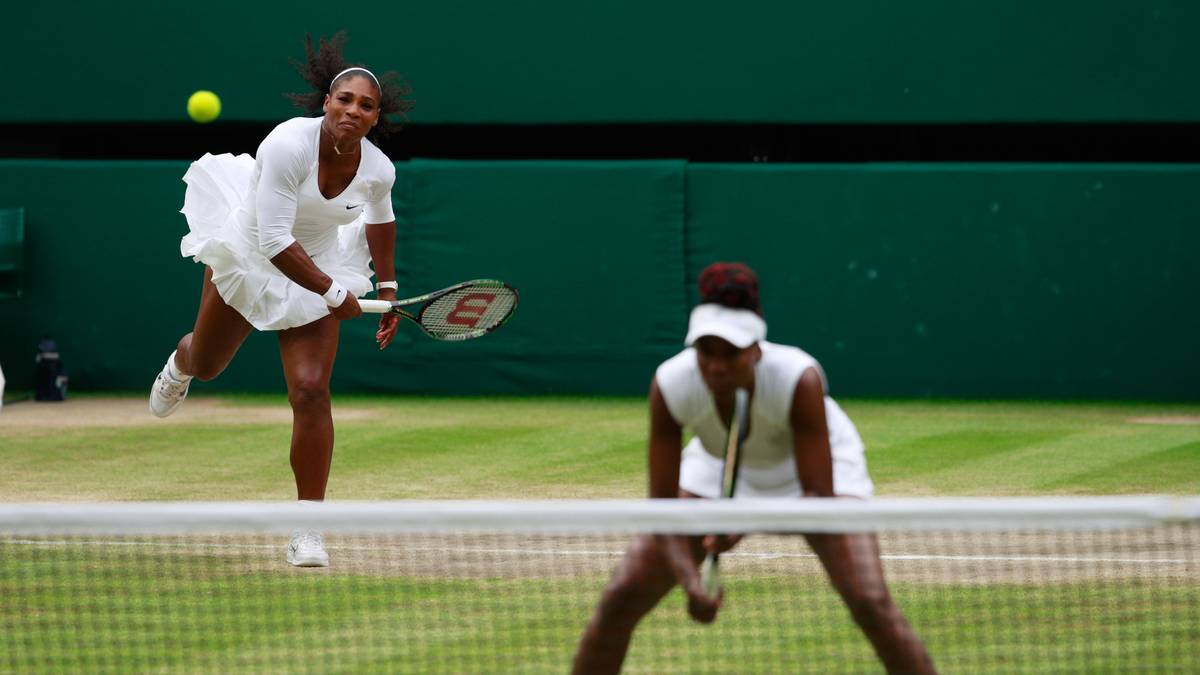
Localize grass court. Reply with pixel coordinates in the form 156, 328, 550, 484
2, 395, 1198, 671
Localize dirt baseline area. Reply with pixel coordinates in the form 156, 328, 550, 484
0, 396, 376, 428
6, 398, 1199, 430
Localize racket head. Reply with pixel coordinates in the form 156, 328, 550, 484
414, 279, 519, 341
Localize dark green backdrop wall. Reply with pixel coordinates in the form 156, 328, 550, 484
6, 1, 1200, 123
1, 160, 1196, 399
685, 165, 1198, 399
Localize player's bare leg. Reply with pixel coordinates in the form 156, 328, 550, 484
806, 532, 937, 674
278, 315, 339, 567
152, 267, 252, 417
572, 534, 688, 675
175, 266, 253, 380
277, 314, 340, 501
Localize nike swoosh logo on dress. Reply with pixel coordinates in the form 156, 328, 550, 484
346, 204, 360, 210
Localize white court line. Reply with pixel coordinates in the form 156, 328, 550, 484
879, 554, 1195, 564
2, 539, 1194, 565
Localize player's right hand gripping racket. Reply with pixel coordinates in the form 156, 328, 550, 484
358, 279, 519, 341
700, 387, 749, 597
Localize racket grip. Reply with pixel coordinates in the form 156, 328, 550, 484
359, 299, 393, 314
700, 553, 720, 597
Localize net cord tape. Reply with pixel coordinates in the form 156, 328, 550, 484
3, 496, 1198, 536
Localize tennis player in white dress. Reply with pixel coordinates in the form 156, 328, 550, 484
573, 263, 936, 674
149, 34, 413, 568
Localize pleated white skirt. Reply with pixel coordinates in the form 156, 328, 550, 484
178, 153, 373, 331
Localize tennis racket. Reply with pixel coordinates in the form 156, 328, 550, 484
700, 387, 749, 597
358, 279, 519, 341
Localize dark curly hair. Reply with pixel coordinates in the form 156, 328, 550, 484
698, 262, 761, 313
286, 31, 414, 143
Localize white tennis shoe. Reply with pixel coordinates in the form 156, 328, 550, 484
287, 530, 330, 567
149, 352, 191, 418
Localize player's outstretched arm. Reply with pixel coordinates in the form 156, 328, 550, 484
270, 243, 362, 320
647, 379, 722, 622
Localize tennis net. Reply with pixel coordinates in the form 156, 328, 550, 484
3, 497, 1197, 673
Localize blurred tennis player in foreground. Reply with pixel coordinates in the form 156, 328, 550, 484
573, 263, 935, 674
149, 33, 411, 567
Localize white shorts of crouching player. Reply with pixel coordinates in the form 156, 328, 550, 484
678, 433, 873, 499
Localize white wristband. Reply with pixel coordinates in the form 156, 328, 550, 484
322, 280, 348, 307
375, 280, 398, 291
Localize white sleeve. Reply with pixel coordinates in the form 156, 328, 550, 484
364, 161, 396, 225
254, 133, 305, 258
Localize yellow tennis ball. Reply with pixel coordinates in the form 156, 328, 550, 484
187, 90, 221, 123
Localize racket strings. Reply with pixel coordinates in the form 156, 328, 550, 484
420, 286, 518, 339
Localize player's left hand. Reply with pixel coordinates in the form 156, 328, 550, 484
684, 578, 724, 624
376, 290, 400, 350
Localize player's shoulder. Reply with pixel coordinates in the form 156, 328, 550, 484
759, 341, 818, 370
656, 347, 699, 384
267, 116, 319, 141
258, 117, 318, 160
360, 139, 396, 182
361, 136, 391, 164
655, 348, 705, 424
757, 341, 827, 412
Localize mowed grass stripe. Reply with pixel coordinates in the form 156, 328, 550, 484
853, 401, 1200, 495
1040, 440, 1200, 493
0, 397, 1197, 501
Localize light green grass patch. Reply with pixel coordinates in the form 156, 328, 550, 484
1, 397, 1198, 500
848, 400, 1200, 495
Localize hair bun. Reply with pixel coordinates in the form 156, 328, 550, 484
698, 262, 760, 312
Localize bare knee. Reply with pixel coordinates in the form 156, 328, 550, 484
844, 589, 899, 630
288, 381, 330, 412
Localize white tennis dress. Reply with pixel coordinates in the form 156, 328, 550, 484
179, 117, 396, 331
655, 341, 874, 499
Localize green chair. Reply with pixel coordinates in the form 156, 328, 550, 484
0, 207, 24, 298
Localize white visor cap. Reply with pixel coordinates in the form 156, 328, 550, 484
684, 303, 767, 349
